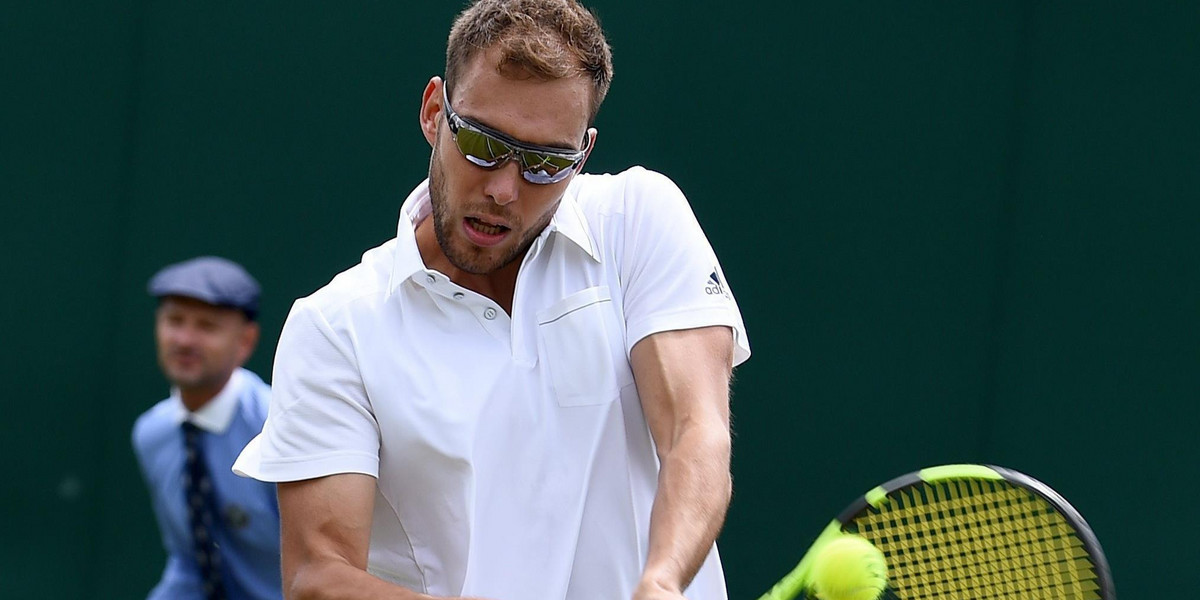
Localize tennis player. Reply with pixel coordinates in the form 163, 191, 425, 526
234, 1, 749, 598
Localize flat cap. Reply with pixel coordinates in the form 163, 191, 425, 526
147, 256, 261, 319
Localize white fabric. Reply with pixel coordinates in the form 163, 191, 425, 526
166, 367, 247, 434
234, 167, 749, 599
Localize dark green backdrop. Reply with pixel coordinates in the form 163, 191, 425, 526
3, 1, 1196, 598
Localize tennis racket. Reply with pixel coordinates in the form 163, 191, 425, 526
758, 464, 1115, 600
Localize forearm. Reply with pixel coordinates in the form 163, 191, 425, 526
640, 420, 733, 594
279, 475, 488, 600
290, 562, 492, 600
289, 559, 429, 600
630, 326, 736, 598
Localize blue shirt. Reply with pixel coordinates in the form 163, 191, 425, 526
133, 368, 282, 600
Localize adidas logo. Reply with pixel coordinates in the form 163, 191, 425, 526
705, 270, 729, 298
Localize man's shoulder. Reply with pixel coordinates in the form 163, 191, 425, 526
235, 369, 272, 423
570, 167, 696, 238
131, 397, 177, 455
572, 166, 683, 212
296, 238, 398, 317
569, 166, 695, 245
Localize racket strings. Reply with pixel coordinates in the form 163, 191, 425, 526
848, 479, 1103, 600
868, 491, 1085, 598
887, 483, 1094, 599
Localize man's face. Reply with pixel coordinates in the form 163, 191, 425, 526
423, 49, 595, 275
154, 296, 257, 392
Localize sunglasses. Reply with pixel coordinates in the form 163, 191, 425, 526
442, 84, 589, 185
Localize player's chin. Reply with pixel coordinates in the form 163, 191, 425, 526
450, 243, 513, 275
165, 366, 209, 388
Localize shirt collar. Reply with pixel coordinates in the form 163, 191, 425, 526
387, 178, 601, 296
549, 178, 602, 263
168, 368, 246, 434
387, 179, 434, 296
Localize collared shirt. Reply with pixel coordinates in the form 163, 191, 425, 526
235, 167, 750, 599
133, 368, 282, 600
166, 368, 245, 434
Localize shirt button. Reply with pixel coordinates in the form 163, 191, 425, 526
425, 274, 436, 284
453, 292, 465, 300
483, 307, 497, 320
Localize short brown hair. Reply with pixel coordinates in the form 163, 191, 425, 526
445, 0, 614, 123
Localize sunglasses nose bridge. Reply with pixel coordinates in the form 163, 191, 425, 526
484, 135, 522, 170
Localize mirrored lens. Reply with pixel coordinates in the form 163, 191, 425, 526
454, 127, 511, 167
518, 151, 578, 184
448, 114, 582, 183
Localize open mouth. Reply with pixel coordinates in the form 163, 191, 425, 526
466, 216, 509, 236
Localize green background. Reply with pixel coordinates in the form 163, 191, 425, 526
2, 1, 1196, 598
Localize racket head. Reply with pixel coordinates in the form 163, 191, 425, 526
832, 464, 1115, 600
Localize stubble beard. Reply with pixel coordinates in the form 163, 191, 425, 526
160, 352, 228, 394
428, 144, 558, 275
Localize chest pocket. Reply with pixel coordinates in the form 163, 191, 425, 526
537, 286, 634, 407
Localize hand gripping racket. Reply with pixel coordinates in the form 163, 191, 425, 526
758, 464, 1115, 600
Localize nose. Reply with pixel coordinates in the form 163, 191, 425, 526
166, 322, 198, 348
482, 160, 523, 206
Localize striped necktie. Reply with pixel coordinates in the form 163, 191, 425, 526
183, 421, 228, 600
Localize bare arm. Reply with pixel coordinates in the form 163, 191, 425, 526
279, 474, 490, 600
629, 326, 735, 600
279, 473, 412, 599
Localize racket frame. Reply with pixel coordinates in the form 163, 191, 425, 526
757, 464, 1115, 600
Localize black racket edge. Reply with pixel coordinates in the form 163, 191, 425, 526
988, 465, 1116, 600
830, 464, 1116, 600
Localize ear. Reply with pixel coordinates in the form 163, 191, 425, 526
236, 321, 260, 366
575, 127, 599, 174
419, 76, 445, 148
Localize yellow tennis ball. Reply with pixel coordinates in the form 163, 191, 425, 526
810, 535, 888, 600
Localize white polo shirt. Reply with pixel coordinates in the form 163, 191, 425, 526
234, 166, 750, 600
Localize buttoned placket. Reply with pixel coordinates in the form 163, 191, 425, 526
419, 271, 511, 339
416, 234, 547, 365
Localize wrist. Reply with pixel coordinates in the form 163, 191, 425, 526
636, 573, 683, 595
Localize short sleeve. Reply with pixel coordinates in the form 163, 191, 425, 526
233, 298, 380, 482
617, 169, 750, 366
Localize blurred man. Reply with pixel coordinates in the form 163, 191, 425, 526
133, 256, 282, 600
235, 1, 750, 599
